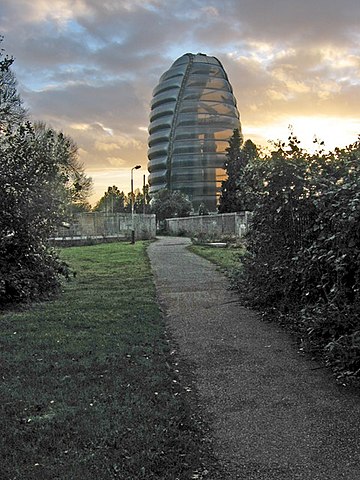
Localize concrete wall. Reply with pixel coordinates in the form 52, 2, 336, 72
165, 212, 251, 239
53, 212, 156, 241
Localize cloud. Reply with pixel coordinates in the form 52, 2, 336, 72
24, 81, 146, 133
1, 0, 359, 203
106, 156, 126, 167
224, 0, 359, 45
95, 136, 143, 152
1, 0, 88, 28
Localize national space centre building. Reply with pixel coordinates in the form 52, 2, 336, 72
147, 52, 242, 211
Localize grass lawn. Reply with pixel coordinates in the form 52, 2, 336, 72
0, 242, 213, 480
188, 244, 244, 272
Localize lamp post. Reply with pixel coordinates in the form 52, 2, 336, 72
131, 165, 141, 244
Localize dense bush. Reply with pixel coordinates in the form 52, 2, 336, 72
0, 124, 70, 305
233, 133, 360, 378
150, 189, 193, 223
0, 40, 91, 307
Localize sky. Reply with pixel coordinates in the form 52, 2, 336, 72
1, 0, 360, 204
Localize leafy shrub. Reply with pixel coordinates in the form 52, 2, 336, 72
150, 189, 193, 222
233, 133, 360, 378
235, 134, 313, 309
325, 331, 360, 377
0, 43, 91, 307
0, 124, 70, 306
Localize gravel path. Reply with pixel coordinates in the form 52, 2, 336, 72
147, 236, 360, 480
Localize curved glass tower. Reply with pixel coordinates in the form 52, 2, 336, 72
148, 52, 242, 211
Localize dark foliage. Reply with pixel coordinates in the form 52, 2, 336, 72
150, 189, 193, 223
93, 185, 151, 214
0, 123, 71, 305
0, 41, 91, 306
218, 129, 258, 212
93, 185, 128, 213
234, 133, 360, 378
198, 202, 210, 215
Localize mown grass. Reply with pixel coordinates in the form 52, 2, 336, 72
0, 242, 213, 480
188, 244, 244, 273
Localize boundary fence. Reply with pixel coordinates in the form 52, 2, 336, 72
51, 212, 156, 245
165, 212, 252, 239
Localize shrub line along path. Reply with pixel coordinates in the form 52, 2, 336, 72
147, 236, 360, 480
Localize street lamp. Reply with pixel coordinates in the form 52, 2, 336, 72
131, 164, 141, 244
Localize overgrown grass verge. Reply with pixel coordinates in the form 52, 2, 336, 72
188, 244, 244, 274
0, 242, 215, 479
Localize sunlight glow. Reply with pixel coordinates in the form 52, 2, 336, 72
87, 167, 145, 204
247, 116, 360, 152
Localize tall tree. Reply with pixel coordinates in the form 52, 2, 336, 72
93, 186, 127, 213
32, 122, 93, 212
133, 184, 151, 214
218, 130, 257, 212
218, 128, 242, 213
0, 41, 92, 305
232, 139, 259, 211
0, 37, 26, 130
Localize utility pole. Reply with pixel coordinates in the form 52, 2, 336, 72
143, 174, 146, 215
131, 165, 141, 244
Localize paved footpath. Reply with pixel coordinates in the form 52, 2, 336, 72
147, 237, 360, 480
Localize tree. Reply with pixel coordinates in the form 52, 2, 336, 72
0, 37, 26, 130
198, 202, 209, 215
70, 201, 92, 213
0, 123, 72, 304
218, 128, 242, 212
68, 169, 93, 212
150, 189, 193, 223
0, 41, 92, 305
93, 186, 128, 213
0, 36, 13, 72
218, 129, 257, 213
32, 122, 93, 213
133, 184, 151, 214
